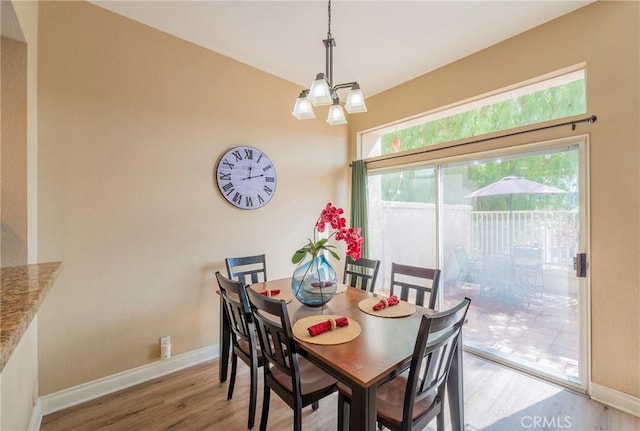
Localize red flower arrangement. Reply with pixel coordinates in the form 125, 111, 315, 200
292, 203, 363, 264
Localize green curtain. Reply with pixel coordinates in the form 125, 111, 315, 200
350, 160, 369, 258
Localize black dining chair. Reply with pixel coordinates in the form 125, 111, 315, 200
337, 297, 471, 431
226, 254, 267, 285
390, 263, 441, 310
215, 272, 263, 429
343, 256, 381, 292
246, 287, 338, 431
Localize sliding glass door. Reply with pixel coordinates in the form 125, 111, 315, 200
366, 136, 588, 390
367, 165, 437, 290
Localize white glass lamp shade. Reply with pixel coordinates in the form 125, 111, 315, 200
292, 93, 316, 120
345, 84, 367, 114
308, 73, 332, 106
327, 101, 347, 125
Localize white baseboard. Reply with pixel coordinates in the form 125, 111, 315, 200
35, 346, 640, 421
591, 382, 640, 417
28, 399, 42, 431
40, 344, 219, 416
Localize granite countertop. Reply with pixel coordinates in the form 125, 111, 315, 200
1, 262, 62, 372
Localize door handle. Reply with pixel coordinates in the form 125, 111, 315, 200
574, 253, 587, 278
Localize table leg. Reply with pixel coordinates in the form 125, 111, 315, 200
219, 296, 231, 382
350, 385, 377, 431
338, 395, 350, 431
447, 334, 465, 431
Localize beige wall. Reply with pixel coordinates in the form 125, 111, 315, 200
1, 35, 28, 267
37, 1, 347, 394
349, 1, 640, 398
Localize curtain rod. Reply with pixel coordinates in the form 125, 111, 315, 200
352, 114, 597, 166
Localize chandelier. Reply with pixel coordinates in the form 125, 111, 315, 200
291, 0, 367, 125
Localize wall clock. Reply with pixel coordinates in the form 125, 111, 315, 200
215, 146, 277, 210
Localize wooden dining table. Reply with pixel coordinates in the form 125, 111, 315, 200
218, 278, 465, 431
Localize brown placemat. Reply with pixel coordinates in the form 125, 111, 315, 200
255, 289, 294, 304
358, 297, 416, 318
335, 283, 348, 294
292, 315, 361, 345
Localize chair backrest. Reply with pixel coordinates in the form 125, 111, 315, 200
390, 263, 441, 310
215, 272, 257, 353
246, 287, 302, 398
343, 256, 381, 292
453, 245, 472, 271
226, 254, 267, 285
403, 297, 471, 430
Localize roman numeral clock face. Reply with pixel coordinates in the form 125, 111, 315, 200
216, 146, 277, 210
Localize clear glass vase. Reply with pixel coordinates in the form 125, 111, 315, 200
291, 253, 337, 307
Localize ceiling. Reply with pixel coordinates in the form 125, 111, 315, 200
91, 0, 594, 97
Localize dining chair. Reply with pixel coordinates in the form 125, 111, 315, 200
246, 287, 338, 431
215, 272, 263, 429
390, 263, 441, 310
225, 254, 267, 285
337, 297, 471, 431
343, 256, 381, 292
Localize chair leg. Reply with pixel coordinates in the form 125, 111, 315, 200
227, 353, 238, 400
259, 384, 270, 431
437, 411, 445, 431
248, 363, 258, 429
294, 405, 302, 431
311, 400, 319, 411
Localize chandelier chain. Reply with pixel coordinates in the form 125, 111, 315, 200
327, 0, 332, 37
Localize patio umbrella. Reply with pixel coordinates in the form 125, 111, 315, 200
465, 176, 566, 253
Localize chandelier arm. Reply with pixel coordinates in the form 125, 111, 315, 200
332, 82, 359, 92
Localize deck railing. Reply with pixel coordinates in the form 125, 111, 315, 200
469, 210, 578, 267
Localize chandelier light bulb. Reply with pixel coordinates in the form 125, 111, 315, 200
292, 92, 316, 120
327, 100, 347, 125
308, 73, 333, 106
345, 84, 367, 114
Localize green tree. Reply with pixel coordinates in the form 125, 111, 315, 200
380, 79, 585, 205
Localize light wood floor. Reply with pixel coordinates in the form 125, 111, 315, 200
41, 353, 639, 431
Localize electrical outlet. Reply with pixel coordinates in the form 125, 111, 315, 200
160, 336, 171, 359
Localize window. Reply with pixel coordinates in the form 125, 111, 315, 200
361, 69, 586, 159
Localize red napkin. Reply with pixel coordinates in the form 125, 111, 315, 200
310, 281, 334, 288
307, 317, 349, 337
373, 295, 400, 311
259, 289, 280, 297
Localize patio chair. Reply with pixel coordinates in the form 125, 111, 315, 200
452, 245, 480, 288
512, 245, 544, 295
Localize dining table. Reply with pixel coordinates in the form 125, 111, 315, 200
218, 277, 465, 431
